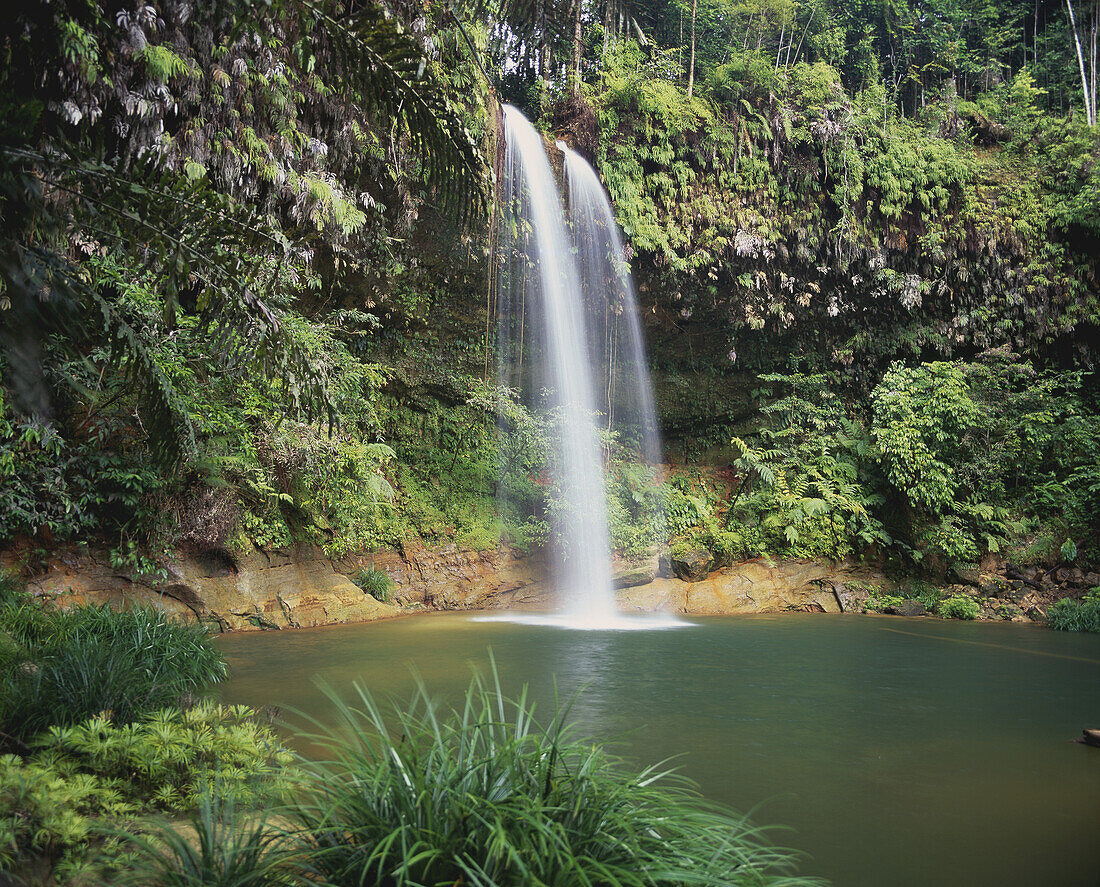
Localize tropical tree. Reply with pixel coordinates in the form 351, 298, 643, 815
0, 0, 486, 457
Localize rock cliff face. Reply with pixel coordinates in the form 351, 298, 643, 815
10, 544, 886, 630
617, 559, 885, 615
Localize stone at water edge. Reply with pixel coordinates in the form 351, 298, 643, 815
884, 599, 927, 617
1078, 729, 1100, 748
949, 564, 983, 587
670, 548, 715, 582
834, 584, 870, 613
656, 551, 672, 578
613, 562, 657, 589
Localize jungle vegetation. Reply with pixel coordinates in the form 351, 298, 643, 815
0, 0, 1097, 583
1, 1, 1099, 880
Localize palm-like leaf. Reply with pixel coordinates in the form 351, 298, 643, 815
1, 147, 333, 460
304, 0, 487, 224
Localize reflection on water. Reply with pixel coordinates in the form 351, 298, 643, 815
218, 613, 1100, 887
472, 611, 689, 631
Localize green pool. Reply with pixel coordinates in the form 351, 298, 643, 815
217, 612, 1100, 887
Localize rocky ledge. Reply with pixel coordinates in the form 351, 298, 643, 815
9, 543, 1089, 631
10, 544, 888, 631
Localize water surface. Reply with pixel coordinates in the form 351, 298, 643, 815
218, 613, 1100, 887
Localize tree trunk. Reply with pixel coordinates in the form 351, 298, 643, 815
570, 0, 583, 98
679, 9, 683, 73
793, 1, 817, 66
1086, 0, 1095, 123
1066, 0, 1096, 125
537, 0, 551, 83
1034, 0, 1039, 68
688, 0, 697, 97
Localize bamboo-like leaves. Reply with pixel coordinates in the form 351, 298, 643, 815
285, 663, 823, 886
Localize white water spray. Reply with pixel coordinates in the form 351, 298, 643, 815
491, 106, 677, 630
560, 143, 664, 467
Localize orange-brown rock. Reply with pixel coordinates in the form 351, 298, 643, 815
9, 545, 888, 631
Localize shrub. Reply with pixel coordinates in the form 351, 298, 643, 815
937, 595, 980, 620
1046, 595, 1100, 633
31, 703, 294, 810
288, 671, 820, 887
2, 704, 292, 883
863, 593, 906, 613
352, 568, 394, 603
900, 581, 943, 611
1, 753, 92, 874
0, 569, 23, 606
0, 605, 227, 741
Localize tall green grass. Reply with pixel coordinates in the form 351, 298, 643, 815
117, 794, 292, 887
352, 567, 393, 602
1, 604, 227, 742
1046, 595, 1100, 632
286, 669, 823, 887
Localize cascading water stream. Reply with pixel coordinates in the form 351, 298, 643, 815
560, 143, 663, 468
497, 105, 616, 623
487, 105, 680, 630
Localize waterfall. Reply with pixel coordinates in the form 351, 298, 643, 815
498, 105, 616, 622
489, 105, 677, 630
560, 143, 664, 468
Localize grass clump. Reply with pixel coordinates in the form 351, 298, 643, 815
936, 595, 980, 620
352, 567, 394, 602
0, 603, 228, 743
117, 794, 291, 887
286, 669, 822, 887
1046, 592, 1100, 632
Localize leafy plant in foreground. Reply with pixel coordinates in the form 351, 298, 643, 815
1, 704, 292, 883
31, 702, 294, 810
0, 751, 115, 881
287, 669, 823, 887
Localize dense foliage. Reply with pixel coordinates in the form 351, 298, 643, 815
0, 0, 1097, 585
0, 577, 291, 883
